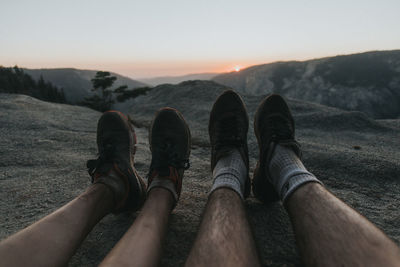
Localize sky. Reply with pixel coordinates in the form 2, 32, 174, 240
1, 0, 400, 78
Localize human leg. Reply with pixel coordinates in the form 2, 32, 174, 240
185, 188, 260, 267
0, 110, 147, 267
186, 90, 261, 267
286, 182, 400, 267
100, 188, 174, 267
253, 94, 400, 267
0, 183, 113, 267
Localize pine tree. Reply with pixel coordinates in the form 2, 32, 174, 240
0, 66, 66, 103
82, 71, 117, 112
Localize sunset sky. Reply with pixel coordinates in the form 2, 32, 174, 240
1, 0, 399, 78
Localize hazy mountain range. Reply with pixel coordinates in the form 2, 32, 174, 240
22, 50, 400, 119
24, 68, 147, 103
213, 50, 400, 119
138, 72, 218, 86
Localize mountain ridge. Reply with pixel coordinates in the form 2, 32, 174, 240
138, 72, 218, 86
24, 68, 148, 103
213, 50, 400, 119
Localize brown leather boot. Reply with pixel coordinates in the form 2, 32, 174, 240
87, 110, 147, 213
208, 90, 250, 198
253, 94, 301, 203
147, 107, 191, 206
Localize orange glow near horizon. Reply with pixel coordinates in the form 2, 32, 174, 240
1, 53, 354, 79
4, 47, 384, 79
3, 60, 254, 78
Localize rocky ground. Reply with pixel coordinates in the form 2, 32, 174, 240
1, 83, 399, 266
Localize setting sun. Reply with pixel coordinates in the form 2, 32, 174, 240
234, 66, 241, 72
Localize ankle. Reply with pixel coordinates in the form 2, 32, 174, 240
147, 167, 181, 204
147, 187, 175, 209
93, 169, 127, 210
285, 182, 325, 211
89, 182, 114, 197
79, 183, 115, 214
209, 187, 242, 201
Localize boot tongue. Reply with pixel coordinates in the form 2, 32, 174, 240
158, 166, 171, 177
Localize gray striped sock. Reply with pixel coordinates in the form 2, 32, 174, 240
268, 144, 322, 203
210, 149, 247, 200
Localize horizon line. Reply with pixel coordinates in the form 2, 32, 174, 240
2, 48, 399, 80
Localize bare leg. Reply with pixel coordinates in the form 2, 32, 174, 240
0, 184, 114, 267
185, 189, 261, 267
100, 188, 174, 267
286, 182, 400, 267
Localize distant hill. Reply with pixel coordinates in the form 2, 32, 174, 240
213, 50, 400, 119
139, 72, 218, 86
0, 66, 66, 104
24, 68, 147, 103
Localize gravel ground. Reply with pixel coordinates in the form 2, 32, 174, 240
1, 83, 399, 266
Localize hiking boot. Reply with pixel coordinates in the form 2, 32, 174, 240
253, 94, 301, 203
208, 90, 250, 198
147, 107, 191, 203
87, 110, 146, 213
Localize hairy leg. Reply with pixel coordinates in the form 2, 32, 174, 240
286, 182, 400, 267
185, 189, 261, 267
100, 188, 174, 267
0, 184, 114, 267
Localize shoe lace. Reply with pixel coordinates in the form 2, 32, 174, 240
148, 141, 190, 177
214, 114, 245, 150
265, 114, 293, 141
87, 141, 116, 181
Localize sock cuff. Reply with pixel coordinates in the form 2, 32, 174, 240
94, 170, 126, 210
277, 169, 313, 193
281, 173, 323, 203
213, 166, 242, 180
147, 178, 178, 202
210, 175, 244, 200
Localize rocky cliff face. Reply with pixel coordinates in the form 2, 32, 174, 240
213, 50, 400, 119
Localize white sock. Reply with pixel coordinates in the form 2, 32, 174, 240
147, 171, 178, 202
268, 144, 322, 203
210, 149, 247, 200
